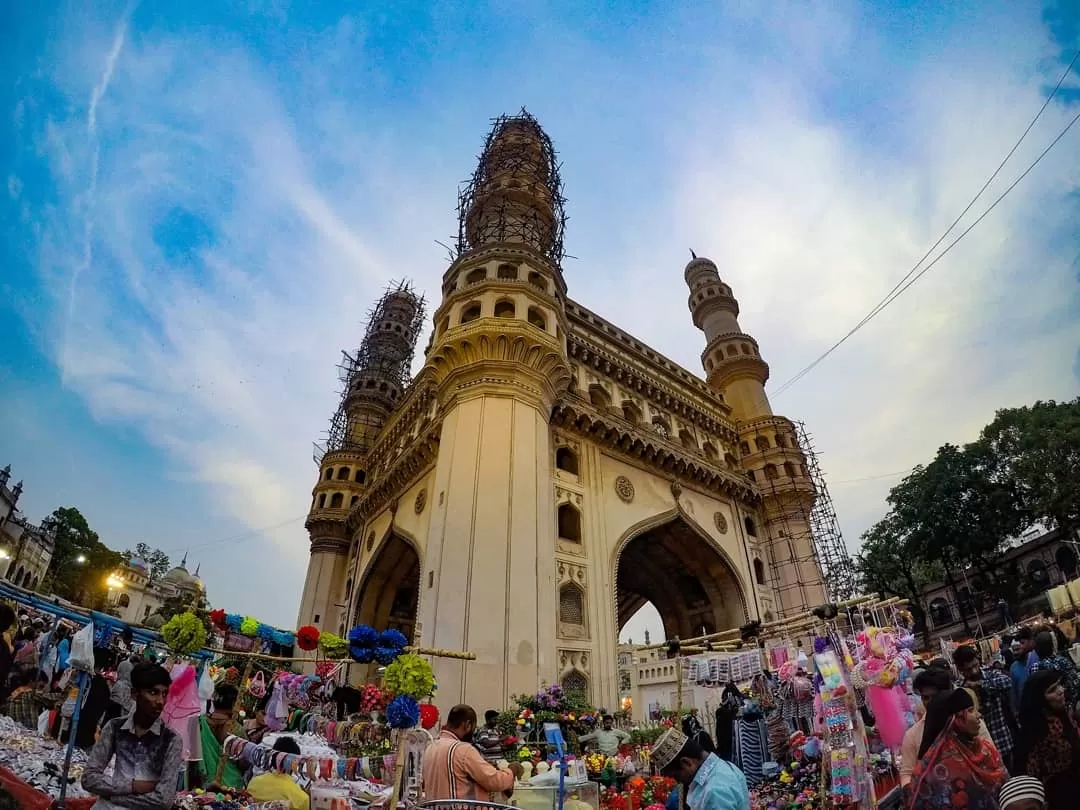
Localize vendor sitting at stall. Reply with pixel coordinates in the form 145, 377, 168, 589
206, 684, 241, 744
653, 728, 750, 810
580, 714, 630, 756
246, 737, 310, 810
422, 704, 523, 801
83, 662, 183, 810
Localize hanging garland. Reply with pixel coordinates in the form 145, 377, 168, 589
161, 612, 207, 655
319, 632, 348, 659
386, 694, 420, 729
382, 653, 435, 700
296, 625, 321, 651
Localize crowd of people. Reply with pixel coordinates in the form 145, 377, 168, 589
900, 626, 1080, 810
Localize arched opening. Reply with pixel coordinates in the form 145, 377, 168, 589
739, 441, 751, 456
325, 468, 334, 480
528, 271, 547, 292
557, 504, 582, 543
527, 307, 546, 330
118, 593, 131, 608
929, 597, 952, 626
753, 558, 766, 586
497, 263, 518, 280
764, 464, 778, 480
621, 400, 642, 424
318, 493, 327, 508
330, 492, 344, 509
588, 384, 611, 410
494, 299, 515, 318
679, 429, 696, 451
14, 567, 24, 587
558, 582, 587, 639
615, 515, 747, 642
355, 469, 366, 484
555, 447, 579, 475
783, 461, 796, 478
744, 516, 757, 537
336, 467, 350, 480
561, 670, 589, 702
459, 302, 482, 325
1056, 546, 1078, 580
465, 267, 487, 284
1027, 559, 1049, 590
703, 442, 719, 463
350, 495, 359, 506
30, 576, 38, 591
354, 532, 421, 650
755, 436, 770, 452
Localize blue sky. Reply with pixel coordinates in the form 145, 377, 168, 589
1, 1, 1078, 637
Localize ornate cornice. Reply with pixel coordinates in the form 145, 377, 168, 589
442, 242, 568, 298
426, 321, 571, 412
346, 424, 442, 527
566, 333, 738, 444
549, 398, 759, 504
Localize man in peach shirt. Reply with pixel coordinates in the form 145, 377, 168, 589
423, 705, 523, 801
900, 666, 993, 789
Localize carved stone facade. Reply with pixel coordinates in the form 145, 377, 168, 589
297, 112, 827, 711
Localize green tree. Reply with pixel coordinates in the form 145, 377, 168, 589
43, 507, 124, 608
980, 398, 1080, 530
122, 542, 171, 583
855, 515, 942, 642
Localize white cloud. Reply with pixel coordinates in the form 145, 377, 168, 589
18, 3, 1080, 634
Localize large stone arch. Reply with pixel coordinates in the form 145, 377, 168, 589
353, 528, 422, 645
611, 509, 748, 641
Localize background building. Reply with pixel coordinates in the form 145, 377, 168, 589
922, 526, 1080, 641
297, 111, 853, 710
106, 554, 207, 626
0, 464, 56, 590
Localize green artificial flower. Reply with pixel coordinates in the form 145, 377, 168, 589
382, 652, 436, 699
319, 632, 348, 659
161, 612, 207, 655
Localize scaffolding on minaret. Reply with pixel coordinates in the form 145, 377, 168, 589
795, 421, 859, 602
313, 280, 426, 465
456, 108, 568, 264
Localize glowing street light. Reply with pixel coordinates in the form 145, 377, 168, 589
105, 574, 125, 589
0, 550, 10, 561
75, 554, 87, 564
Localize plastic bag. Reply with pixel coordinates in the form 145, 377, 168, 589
198, 665, 216, 703
69, 622, 95, 671
264, 680, 289, 731
37, 710, 50, 736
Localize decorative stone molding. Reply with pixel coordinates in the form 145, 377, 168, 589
670, 479, 683, 501
614, 476, 635, 503
552, 399, 757, 503
714, 512, 728, 534
426, 321, 571, 412
557, 575, 589, 640
555, 486, 583, 508
556, 560, 587, 586
558, 648, 591, 676
414, 489, 427, 514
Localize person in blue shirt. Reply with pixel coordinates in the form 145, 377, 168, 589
1012, 629, 1035, 707
654, 728, 749, 810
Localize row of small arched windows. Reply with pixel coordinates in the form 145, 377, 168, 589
704, 342, 758, 371
747, 462, 802, 482
325, 466, 367, 484
739, 434, 793, 455
444, 263, 552, 295
5, 566, 39, 590
317, 492, 360, 509
457, 300, 548, 331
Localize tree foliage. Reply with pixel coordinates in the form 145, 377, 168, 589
44, 507, 124, 609
857, 398, 1080, 629
122, 542, 171, 583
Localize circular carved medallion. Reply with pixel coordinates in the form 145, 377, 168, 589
614, 476, 635, 503
414, 489, 427, 514
714, 512, 728, 533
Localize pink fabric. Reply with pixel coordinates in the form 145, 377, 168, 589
162, 664, 202, 760
867, 683, 909, 751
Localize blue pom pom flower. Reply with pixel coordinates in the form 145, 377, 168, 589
386, 694, 420, 729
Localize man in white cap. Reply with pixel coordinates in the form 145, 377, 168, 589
998, 776, 1045, 810
652, 727, 749, 810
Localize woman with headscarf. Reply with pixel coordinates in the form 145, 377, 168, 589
908, 688, 1008, 810
1015, 669, 1080, 809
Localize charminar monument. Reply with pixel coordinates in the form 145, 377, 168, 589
298, 110, 849, 710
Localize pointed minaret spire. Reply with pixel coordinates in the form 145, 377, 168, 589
180, 551, 188, 568
194, 563, 200, 577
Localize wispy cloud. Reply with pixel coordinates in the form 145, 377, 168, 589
12, 2, 1080, 629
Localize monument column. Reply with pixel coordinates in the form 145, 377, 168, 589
416, 112, 572, 707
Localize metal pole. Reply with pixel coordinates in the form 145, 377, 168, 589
55, 670, 87, 809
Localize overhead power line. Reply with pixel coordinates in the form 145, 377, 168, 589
158, 513, 307, 557
773, 48, 1080, 398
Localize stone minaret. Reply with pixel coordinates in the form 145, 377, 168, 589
298, 283, 424, 634
685, 255, 826, 616
419, 111, 571, 706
